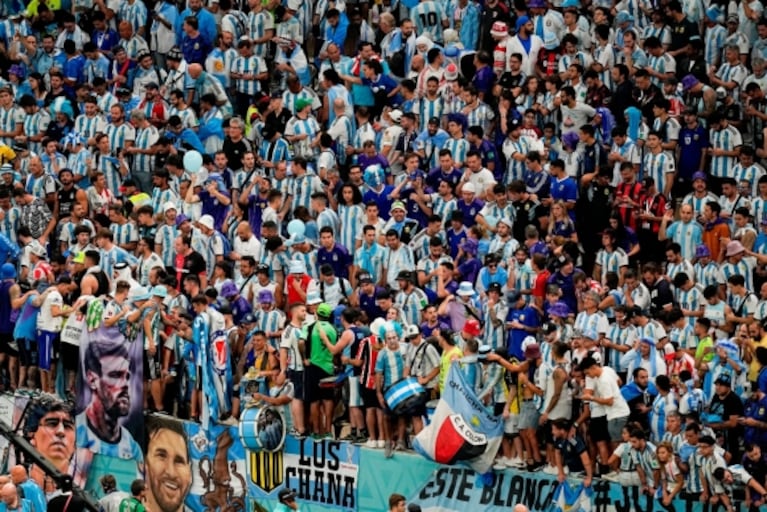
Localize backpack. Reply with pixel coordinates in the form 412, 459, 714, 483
210, 231, 232, 258
389, 40, 407, 77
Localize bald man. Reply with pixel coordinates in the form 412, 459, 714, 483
0, 482, 31, 512
513, 505, 530, 512
9, 467, 44, 512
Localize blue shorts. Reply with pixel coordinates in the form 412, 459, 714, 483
36, 330, 57, 371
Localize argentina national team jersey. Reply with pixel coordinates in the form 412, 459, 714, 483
0, 206, 19, 244
642, 151, 674, 195
24, 110, 51, 155
443, 137, 470, 166
709, 125, 743, 178
0, 105, 23, 147
76, 412, 145, 461
155, 224, 178, 267
411, 1, 446, 42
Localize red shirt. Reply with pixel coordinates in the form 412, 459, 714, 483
533, 269, 551, 299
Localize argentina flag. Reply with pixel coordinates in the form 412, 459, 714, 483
413, 363, 503, 474
549, 483, 593, 512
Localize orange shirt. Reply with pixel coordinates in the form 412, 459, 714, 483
702, 221, 730, 262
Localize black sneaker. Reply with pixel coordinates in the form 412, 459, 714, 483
354, 433, 368, 444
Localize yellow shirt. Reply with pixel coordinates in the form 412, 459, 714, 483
439, 346, 463, 394
748, 335, 767, 382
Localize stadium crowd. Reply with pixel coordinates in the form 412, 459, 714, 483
1, 0, 767, 509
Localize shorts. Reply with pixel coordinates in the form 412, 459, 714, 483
36, 330, 57, 371
518, 400, 540, 430
608, 416, 628, 442
0, 333, 17, 357
590, 416, 610, 443
348, 376, 363, 408
60, 343, 79, 372
18, 339, 36, 367
288, 369, 305, 401
144, 350, 161, 381
360, 386, 380, 409
305, 365, 335, 404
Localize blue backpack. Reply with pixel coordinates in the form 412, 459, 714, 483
210, 231, 232, 258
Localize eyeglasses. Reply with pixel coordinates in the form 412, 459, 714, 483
42, 416, 75, 431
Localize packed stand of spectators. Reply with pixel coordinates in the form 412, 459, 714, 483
3, 0, 767, 507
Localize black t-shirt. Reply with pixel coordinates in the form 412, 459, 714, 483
265, 107, 292, 136
183, 251, 207, 278
555, 435, 588, 472
670, 19, 699, 52
222, 137, 252, 172
709, 390, 745, 456
498, 71, 524, 91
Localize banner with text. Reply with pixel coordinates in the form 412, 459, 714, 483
410, 466, 750, 512
248, 436, 360, 511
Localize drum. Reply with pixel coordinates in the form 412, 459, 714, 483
384, 377, 426, 415
319, 375, 341, 389
424, 400, 439, 426
239, 404, 287, 452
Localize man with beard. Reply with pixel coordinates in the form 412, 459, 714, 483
144, 420, 193, 512
76, 341, 144, 464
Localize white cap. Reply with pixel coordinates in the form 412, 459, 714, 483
198, 214, 214, 231
462, 182, 476, 194
287, 0, 301, 9
389, 109, 403, 123
163, 201, 177, 214
404, 324, 420, 339
289, 260, 307, 274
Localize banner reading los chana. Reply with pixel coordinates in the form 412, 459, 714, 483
248, 436, 360, 511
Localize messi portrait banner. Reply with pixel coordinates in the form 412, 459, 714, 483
73, 324, 145, 494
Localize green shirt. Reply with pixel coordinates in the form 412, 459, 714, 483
302, 321, 337, 375
119, 497, 146, 512
695, 335, 714, 364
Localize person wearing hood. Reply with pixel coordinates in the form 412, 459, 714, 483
621, 337, 668, 384
505, 16, 543, 77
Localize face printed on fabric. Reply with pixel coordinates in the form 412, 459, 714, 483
32, 411, 75, 466
91, 354, 131, 419
146, 427, 193, 512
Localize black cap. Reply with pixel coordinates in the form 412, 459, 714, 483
714, 374, 732, 386
357, 272, 373, 283
428, 116, 440, 125
278, 488, 297, 503
376, 289, 393, 300
397, 270, 412, 281
255, 263, 269, 274
488, 282, 502, 293
117, 87, 131, 96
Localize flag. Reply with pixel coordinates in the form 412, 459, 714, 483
413, 363, 503, 474
549, 483, 593, 512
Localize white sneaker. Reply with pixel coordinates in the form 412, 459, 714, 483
365, 439, 377, 449
602, 471, 621, 482
493, 461, 507, 471
375, 439, 386, 449
542, 464, 559, 475
506, 457, 526, 469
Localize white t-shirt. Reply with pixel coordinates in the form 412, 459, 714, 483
593, 366, 631, 420
466, 168, 496, 196
37, 290, 63, 332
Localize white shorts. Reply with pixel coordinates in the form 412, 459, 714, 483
348, 376, 363, 408
504, 413, 519, 435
